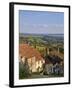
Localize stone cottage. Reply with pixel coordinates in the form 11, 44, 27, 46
19, 44, 45, 73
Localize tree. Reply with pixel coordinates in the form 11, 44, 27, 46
19, 58, 30, 79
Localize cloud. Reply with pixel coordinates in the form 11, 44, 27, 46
21, 23, 64, 34
23, 23, 63, 28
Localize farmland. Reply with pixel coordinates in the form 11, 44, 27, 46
19, 33, 64, 58
19, 33, 64, 79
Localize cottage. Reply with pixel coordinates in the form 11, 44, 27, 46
44, 59, 53, 75
19, 44, 45, 73
44, 55, 64, 75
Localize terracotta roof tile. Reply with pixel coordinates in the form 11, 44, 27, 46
19, 44, 43, 60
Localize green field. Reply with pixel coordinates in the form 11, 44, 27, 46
19, 33, 64, 79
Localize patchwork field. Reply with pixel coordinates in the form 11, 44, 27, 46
19, 33, 64, 79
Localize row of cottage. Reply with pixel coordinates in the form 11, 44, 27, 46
19, 43, 64, 75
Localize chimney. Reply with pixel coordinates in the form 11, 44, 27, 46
45, 47, 49, 56
47, 48, 49, 55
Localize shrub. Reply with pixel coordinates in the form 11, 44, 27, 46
19, 59, 30, 79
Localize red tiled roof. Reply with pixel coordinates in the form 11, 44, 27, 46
19, 44, 43, 60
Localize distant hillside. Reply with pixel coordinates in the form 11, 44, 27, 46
19, 33, 64, 38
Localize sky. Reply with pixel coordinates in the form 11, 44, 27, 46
19, 10, 64, 34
